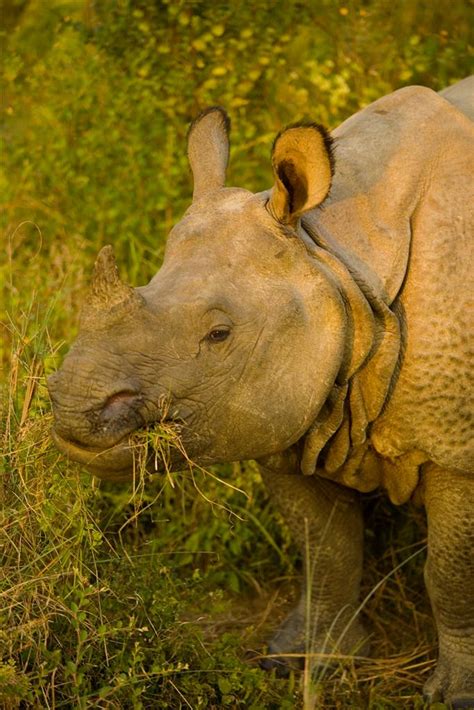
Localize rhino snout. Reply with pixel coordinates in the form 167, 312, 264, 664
48, 370, 146, 450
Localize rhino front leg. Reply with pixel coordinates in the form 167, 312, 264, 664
258, 457, 369, 671
423, 464, 474, 708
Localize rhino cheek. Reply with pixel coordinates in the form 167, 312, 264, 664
233, 299, 345, 457
190, 368, 309, 462
174, 287, 347, 463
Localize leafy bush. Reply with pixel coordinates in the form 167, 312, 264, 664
3, 0, 470, 284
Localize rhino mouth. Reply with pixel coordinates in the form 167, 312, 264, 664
51, 421, 190, 482
51, 428, 136, 481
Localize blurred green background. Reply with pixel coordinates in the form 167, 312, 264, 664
2, 0, 472, 288
1, 1, 472, 708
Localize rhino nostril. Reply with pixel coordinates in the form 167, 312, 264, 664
103, 390, 138, 408
99, 389, 144, 433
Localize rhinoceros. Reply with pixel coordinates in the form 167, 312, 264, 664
48, 77, 474, 706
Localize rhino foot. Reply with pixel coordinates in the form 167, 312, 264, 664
260, 607, 305, 673
261, 604, 370, 674
423, 652, 474, 708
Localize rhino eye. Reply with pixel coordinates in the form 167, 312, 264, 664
207, 327, 230, 343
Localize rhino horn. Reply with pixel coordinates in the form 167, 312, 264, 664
82, 245, 143, 322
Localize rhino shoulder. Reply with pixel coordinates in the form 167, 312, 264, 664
438, 75, 474, 122
305, 82, 473, 305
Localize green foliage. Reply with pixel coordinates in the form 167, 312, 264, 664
2, 0, 471, 285
1, 0, 471, 706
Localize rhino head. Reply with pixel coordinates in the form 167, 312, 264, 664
48, 107, 351, 481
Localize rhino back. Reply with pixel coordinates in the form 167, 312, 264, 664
371, 103, 473, 472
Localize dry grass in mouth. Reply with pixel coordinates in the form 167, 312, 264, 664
128, 421, 248, 525
130, 419, 186, 486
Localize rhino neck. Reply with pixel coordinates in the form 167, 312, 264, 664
300, 226, 401, 478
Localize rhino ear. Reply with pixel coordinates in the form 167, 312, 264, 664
268, 123, 334, 226
187, 106, 230, 201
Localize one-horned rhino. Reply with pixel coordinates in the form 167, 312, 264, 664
48, 78, 474, 706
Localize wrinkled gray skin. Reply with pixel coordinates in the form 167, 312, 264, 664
48, 78, 474, 706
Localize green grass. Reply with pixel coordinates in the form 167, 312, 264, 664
2, 0, 470, 706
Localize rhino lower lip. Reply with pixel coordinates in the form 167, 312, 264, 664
51, 422, 185, 478
51, 428, 134, 475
